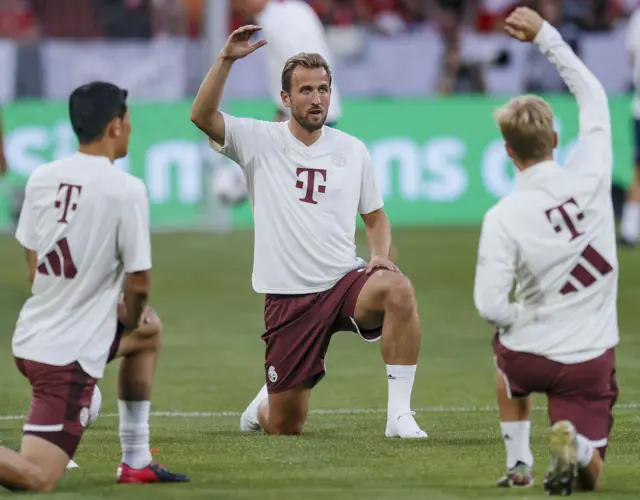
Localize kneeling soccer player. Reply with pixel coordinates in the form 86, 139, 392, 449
0, 81, 188, 492
192, 26, 426, 438
474, 7, 619, 495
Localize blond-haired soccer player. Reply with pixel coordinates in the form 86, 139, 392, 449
474, 7, 618, 496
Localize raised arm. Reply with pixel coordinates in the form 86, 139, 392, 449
190, 25, 267, 146
505, 8, 611, 171
535, 25, 608, 143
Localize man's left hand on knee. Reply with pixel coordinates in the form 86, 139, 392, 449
365, 255, 399, 275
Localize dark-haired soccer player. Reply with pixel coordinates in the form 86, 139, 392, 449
0, 81, 189, 492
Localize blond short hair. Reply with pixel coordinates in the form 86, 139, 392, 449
493, 95, 555, 163
281, 52, 332, 93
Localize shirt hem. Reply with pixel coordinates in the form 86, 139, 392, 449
254, 279, 343, 295
498, 338, 618, 364
12, 350, 106, 379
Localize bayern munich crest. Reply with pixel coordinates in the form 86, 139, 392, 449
331, 154, 346, 167
268, 365, 278, 383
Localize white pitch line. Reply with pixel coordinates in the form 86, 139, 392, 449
0, 403, 638, 422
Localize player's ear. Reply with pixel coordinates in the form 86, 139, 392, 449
504, 142, 514, 160
111, 118, 122, 138
504, 142, 521, 168
281, 90, 291, 109
552, 131, 559, 149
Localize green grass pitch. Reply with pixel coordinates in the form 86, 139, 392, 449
0, 228, 639, 498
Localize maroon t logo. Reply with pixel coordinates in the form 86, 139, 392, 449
296, 168, 327, 205
544, 198, 584, 241
55, 183, 82, 223
544, 198, 613, 295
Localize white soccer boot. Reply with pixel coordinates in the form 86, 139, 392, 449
240, 384, 268, 432
66, 460, 79, 469
385, 411, 428, 438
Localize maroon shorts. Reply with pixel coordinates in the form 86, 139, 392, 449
493, 334, 618, 458
14, 320, 125, 457
14, 358, 98, 458
263, 268, 382, 394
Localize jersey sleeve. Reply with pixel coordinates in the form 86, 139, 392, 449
209, 112, 271, 169
473, 208, 520, 329
118, 178, 152, 273
358, 146, 384, 214
534, 22, 611, 183
15, 179, 37, 250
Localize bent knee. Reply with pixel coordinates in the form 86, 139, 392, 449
136, 316, 162, 349
268, 420, 304, 436
383, 275, 416, 312
267, 412, 306, 436
24, 469, 58, 493
37, 478, 57, 493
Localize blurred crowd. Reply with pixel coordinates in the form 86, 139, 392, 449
0, 0, 205, 39
305, 0, 636, 34
0, 0, 636, 40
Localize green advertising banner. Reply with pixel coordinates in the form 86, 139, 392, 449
0, 96, 634, 231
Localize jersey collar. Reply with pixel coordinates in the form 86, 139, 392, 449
285, 121, 325, 149
515, 160, 559, 188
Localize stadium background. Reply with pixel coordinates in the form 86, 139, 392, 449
0, 1, 639, 498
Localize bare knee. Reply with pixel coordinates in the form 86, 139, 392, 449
264, 404, 307, 436
36, 477, 57, 492
268, 415, 305, 435
383, 275, 416, 315
135, 315, 162, 352
578, 461, 603, 492
21, 466, 57, 492
148, 321, 162, 351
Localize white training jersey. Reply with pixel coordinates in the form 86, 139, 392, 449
13, 152, 151, 378
211, 113, 383, 294
256, 0, 342, 123
473, 22, 619, 364
627, 8, 640, 118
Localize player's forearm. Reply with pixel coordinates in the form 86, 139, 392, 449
190, 55, 233, 137
535, 22, 608, 135
474, 286, 519, 329
123, 272, 150, 329
363, 211, 391, 259
473, 259, 518, 328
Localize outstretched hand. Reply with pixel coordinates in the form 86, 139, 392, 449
504, 7, 544, 43
220, 25, 268, 61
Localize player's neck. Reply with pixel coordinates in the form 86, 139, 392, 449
516, 155, 554, 172
288, 121, 323, 147
78, 143, 116, 163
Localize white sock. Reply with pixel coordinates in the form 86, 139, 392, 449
386, 365, 416, 420
500, 421, 534, 469
576, 433, 595, 467
118, 400, 152, 469
620, 201, 640, 242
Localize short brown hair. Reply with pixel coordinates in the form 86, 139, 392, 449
281, 52, 332, 93
493, 95, 555, 163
